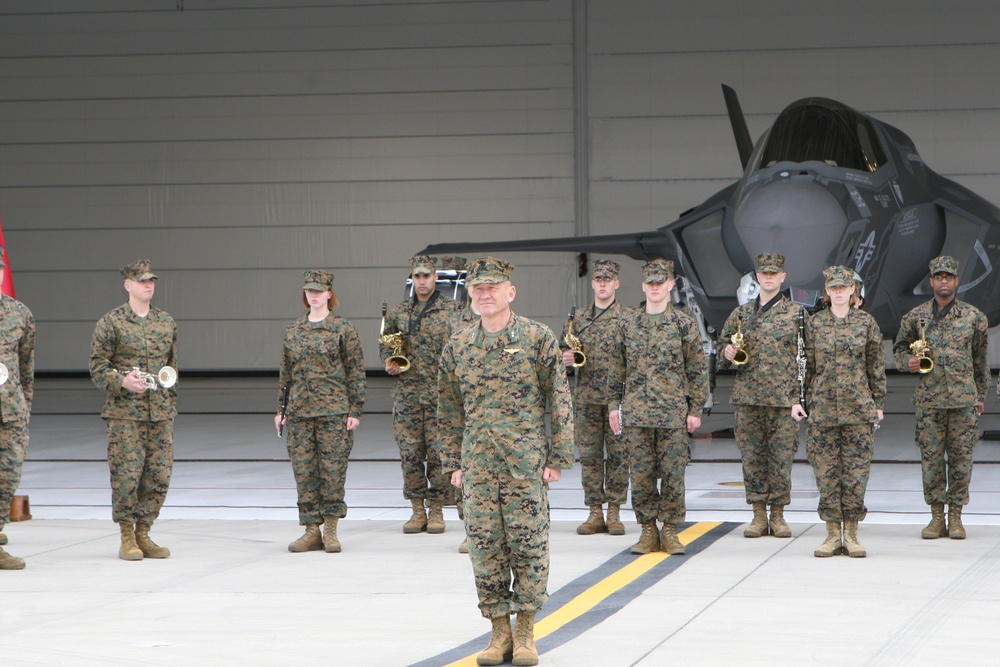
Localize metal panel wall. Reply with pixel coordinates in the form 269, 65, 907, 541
0, 0, 577, 371
1, 0, 999, 371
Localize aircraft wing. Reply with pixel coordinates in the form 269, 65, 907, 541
422, 231, 675, 262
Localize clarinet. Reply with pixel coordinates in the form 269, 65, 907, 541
796, 306, 807, 409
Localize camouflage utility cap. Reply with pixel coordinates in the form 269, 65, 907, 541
823, 265, 854, 288
756, 252, 785, 273
440, 256, 467, 271
303, 269, 334, 291
120, 259, 157, 281
410, 254, 437, 275
642, 258, 674, 283
466, 257, 514, 285
593, 258, 621, 280
929, 256, 959, 276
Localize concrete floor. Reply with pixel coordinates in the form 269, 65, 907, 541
2, 375, 1000, 666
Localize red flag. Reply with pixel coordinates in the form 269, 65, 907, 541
0, 212, 14, 298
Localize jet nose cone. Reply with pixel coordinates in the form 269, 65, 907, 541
735, 178, 849, 286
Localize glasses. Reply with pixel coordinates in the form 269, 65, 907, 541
593, 278, 616, 284
930, 274, 957, 282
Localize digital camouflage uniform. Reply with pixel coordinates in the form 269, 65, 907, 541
280, 303, 366, 525
560, 298, 629, 509
804, 305, 886, 522
382, 267, 462, 507
893, 292, 989, 509
90, 302, 177, 526
438, 292, 574, 619
614, 299, 708, 528
0, 293, 35, 536
718, 293, 800, 507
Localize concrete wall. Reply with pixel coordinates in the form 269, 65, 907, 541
1, 0, 998, 371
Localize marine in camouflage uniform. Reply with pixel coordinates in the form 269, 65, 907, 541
892, 256, 990, 540
277, 270, 366, 554
0, 246, 35, 571
382, 255, 462, 535
437, 257, 574, 666
609, 259, 708, 557
718, 253, 801, 539
90, 259, 177, 561
559, 258, 630, 536
798, 266, 886, 558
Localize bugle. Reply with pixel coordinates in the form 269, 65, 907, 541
379, 300, 411, 372
124, 366, 178, 390
730, 315, 748, 366
563, 307, 586, 368
0, 362, 8, 386
909, 316, 934, 373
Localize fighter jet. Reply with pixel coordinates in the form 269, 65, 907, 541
423, 84, 1000, 339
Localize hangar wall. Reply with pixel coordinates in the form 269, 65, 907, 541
0, 0, 998, 372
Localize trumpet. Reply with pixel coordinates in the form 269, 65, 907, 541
563, 307, 586, 368
909, 316, 934, 374
730, 315, 749, 366
379, 300, 411, 373
124, 366, 178, 390
0, 362, 8, 386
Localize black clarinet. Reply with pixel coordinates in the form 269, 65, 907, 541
278, 385, 290, 438
796, 307, 807, 409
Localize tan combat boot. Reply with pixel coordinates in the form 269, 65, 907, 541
660, 523, 686, 555
323, 517, 342, 553
288, 524, 323, 552
814, 521, 843, 558
459, 538, 469, 554
948, 505, 966, 539
921, 503, 948, 539
427, 502, 446, 534
843, 520, 866, 558
135, 522, 170, 558
403, 499, 428, 534
769, 504, 792, 538
0, 546, 25, 570
744, 501, 768, 538
119, 523, 143, 561
630, 520, 660, 554
606, 504, 626, 535
576, 505, 607, 535
477, 616, 513, 666
512, 612, 538, 666
0, 531, 7, 545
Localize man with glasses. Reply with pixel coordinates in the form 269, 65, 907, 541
893, 256, 989, 540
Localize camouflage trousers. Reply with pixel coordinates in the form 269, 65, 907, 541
393, 402, 453, 504
734, 405, 799, 505
575, 402, 629, 507
287, 415, 354, 524
106, 419, 173, 525
463, 450, 550, 619
625, 426, 689, 525
806, 422, 874, 522
915, 406, 979, 507
0, 419, 28, 529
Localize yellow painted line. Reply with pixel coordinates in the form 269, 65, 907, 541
442, 521, 722, 667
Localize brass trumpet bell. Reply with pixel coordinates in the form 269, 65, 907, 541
0, 362, 8, 386
388, 354, 411, 373
126, 366, 178, 390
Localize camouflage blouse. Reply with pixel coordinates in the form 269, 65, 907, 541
892, 300, 989, 409
90, 304, 177, 422
804, 308, 886, 425
437, 312, 575, 481
0, 294, 34, 424
279, 313, 366, 420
